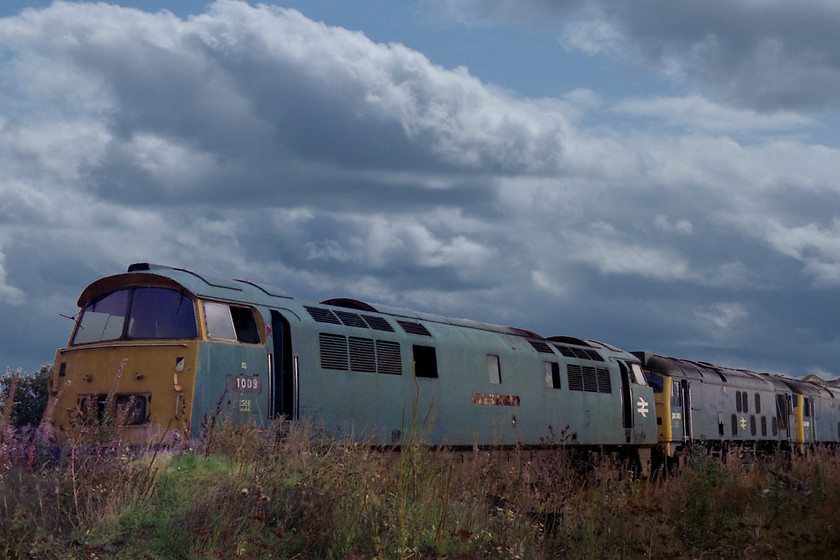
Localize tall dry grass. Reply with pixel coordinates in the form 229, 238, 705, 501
2, 409, 840, 559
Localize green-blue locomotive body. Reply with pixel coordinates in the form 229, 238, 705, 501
51, 263, 657, 465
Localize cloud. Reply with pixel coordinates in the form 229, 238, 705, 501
0, 249, 25, 306
434, 0, 840, 111
614, 94, 812, 132
692, 301, 750, 335
653, 215, 693, 235
763, 218, 840, 286
566, 222, 694, 282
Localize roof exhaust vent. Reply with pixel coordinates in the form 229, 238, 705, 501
128, 263, 171, 272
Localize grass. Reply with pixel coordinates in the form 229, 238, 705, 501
2, 415, 840, 559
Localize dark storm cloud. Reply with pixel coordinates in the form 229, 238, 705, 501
606, 1, 840, 111
437, 0, 840, 111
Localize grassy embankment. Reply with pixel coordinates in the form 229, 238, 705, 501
2, 394, 840, 558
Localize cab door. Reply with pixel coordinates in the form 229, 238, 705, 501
195, 301, 267, 432
680, 380, 693, 441
775, 393, 793, 446
669, 379, 691, 443
804, 397, 816, 447
618, 362, 633, 438
270, 310, 296, 419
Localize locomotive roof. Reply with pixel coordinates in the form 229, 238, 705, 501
633, 352, 776, 390
778, 376, 839, 399
78, 263, 621, 351
634, 351, 837, 397
78, 264, 295, 306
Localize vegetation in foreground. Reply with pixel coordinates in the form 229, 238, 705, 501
2, 369, 840, 559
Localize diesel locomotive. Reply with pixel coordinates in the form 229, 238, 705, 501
48, 263, 840, 468
636, 353, 840, 459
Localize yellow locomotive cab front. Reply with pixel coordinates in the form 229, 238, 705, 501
49, 274, 201, 444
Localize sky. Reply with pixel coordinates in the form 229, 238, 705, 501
1, 1, 839, 379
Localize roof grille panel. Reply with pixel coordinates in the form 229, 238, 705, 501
585, 349, 605, 362
550, 336, 591, 347
335, 310, 368, 329
529, 340, 555, 354
554, 344, 604, 362
555, 345, 576, 358
306, 306, 341, 325
571, 348, 591, 360
397, 320, 432, 337
362, 315, 395, 332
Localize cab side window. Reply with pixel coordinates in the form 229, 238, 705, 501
644, 373, 664, 393
231, 306, 260, 344
413, 345, 438, 378
203, 301, 261, 344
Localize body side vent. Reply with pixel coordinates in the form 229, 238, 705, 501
596, 367, 612, 393
348, 337, 377, 372
376, 340, 402, 375
567, 364, 584, 391
319, 333, 348, 370
582, 366, 598, 392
